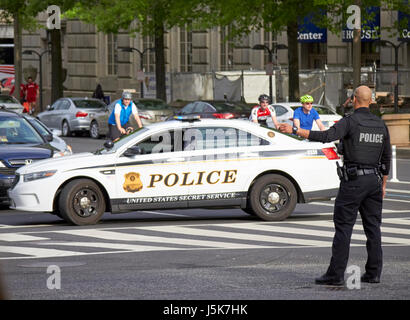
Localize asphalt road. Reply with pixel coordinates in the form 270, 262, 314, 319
0, 136, 409, 304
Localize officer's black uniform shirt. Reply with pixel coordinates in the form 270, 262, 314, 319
308, 107, 392, 176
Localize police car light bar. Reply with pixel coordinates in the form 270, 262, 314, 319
173, 115, 201, 122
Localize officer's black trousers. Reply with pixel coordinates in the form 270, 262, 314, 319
326, 173, 383, 279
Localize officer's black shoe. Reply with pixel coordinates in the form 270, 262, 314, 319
360, 274, 380, 283
315, 274, 344, 286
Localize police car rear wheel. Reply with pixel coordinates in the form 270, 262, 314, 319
59, 179, 105, 225
250, 174, 297, 221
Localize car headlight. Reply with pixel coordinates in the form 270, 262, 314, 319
53, 145, 73, 157
0, 161, 5, 168
24, 170, 57, 182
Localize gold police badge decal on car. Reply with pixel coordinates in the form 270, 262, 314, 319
123, 172, 143, 193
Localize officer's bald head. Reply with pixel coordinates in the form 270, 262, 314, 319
354, 86, 372, 107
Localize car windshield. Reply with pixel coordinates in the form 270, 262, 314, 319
95, 127, 149, 154
0, 115, 44, 144
134, 100, 172, 110
314, 106, 337, 115
0, 95, 18, 104
211, 102, 251, 113
27, 118, 51, 136
74, 99, 106, 109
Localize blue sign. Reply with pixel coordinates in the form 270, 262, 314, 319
398, 10, 410, 41
342, 6, 380, 42
298, 12, 327, 43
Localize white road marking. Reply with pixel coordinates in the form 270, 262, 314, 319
386, 188, 410, 194
136, 225, 333, 247
54, 229, 267, 249
141, 211, 193, 217
286, 220, 410, 245
0, 233, 49, 242
0, 245, 82, 259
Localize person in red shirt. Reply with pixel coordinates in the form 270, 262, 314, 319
10, 83, 26, 103
25, 77, 39, 114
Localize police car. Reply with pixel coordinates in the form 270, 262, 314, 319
8, 118, 340, 225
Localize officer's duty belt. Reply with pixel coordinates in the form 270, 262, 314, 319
356, 168, 378, 176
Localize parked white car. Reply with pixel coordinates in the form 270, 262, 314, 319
9, 118, 341, 225
271, 103, 342, 130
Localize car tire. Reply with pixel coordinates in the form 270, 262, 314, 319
90, 121, 100, 139
58, 179, 106, 226
249, 174, 297, 221
62, 120, 71, 137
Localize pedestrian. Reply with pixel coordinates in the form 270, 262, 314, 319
92, 84, 105, 101
25, 77, 39, 114
250, 94, 280, 129
10, 83, 26, 103
293, 94, 325, 131
279, 85, 392, 286
108, 91, 143, 141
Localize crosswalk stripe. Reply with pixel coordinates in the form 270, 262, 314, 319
0, 233, 49, 242
381, 218, 410, 226
286, 220, 410, 245
0, 245, 83, 259
136, 225, 332, 247
41, 242, 188, 252
54, 229, 268, 249
386, 188, 410, 194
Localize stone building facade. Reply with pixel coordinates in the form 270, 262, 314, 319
19, 9, 409, 107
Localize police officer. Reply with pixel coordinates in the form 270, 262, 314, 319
279, 85, 391, 286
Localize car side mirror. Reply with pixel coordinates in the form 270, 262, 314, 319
46, 105, 52, 111
45, 133, 53, 142
123, 146, 143, 157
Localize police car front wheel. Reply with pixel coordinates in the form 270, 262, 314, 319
58, 179, 106, 225
249, 174, 297, 221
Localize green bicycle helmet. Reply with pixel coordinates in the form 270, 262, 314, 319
300, 94, 314, 103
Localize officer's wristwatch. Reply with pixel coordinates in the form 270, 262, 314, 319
292, 125, 298, 135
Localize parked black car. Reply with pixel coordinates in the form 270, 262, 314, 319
0, 109, 70, 204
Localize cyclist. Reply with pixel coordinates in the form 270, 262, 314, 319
250, 94, 280, 128
293, 94, 325, 131
108, 91, 143, 140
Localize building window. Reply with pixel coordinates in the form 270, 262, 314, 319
180, 27, 192, 72
220, 26, 234, 71
263, 31, 277, 64
107, 33, 118, 75
361, 42, 380, 68
306, 43, 327, 69
143, 35, 155, 72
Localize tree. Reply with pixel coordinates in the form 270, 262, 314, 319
191, 0, 410, 101
67, 0, 197, 101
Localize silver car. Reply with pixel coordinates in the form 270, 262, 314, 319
89, 98, 174, 139
37, 97, 107, 137
0, 94, 24, 113
270, 103, 342, 130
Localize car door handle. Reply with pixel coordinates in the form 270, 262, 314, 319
166, 157, 185, 162
240, 152, 259, 158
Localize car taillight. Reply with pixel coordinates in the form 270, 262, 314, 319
322, 147, 340, 160
76, 111, 88, 117
213, 113, 234, 119
139, 113, 152, 120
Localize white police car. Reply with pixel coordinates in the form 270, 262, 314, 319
8, 118, 340, 225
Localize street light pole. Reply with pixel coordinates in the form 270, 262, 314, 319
22, 49, 50, 112
252, 44, 288, 103
253, 44, 273, 102
120, 47, 155, 99
376, 40, 405, 113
